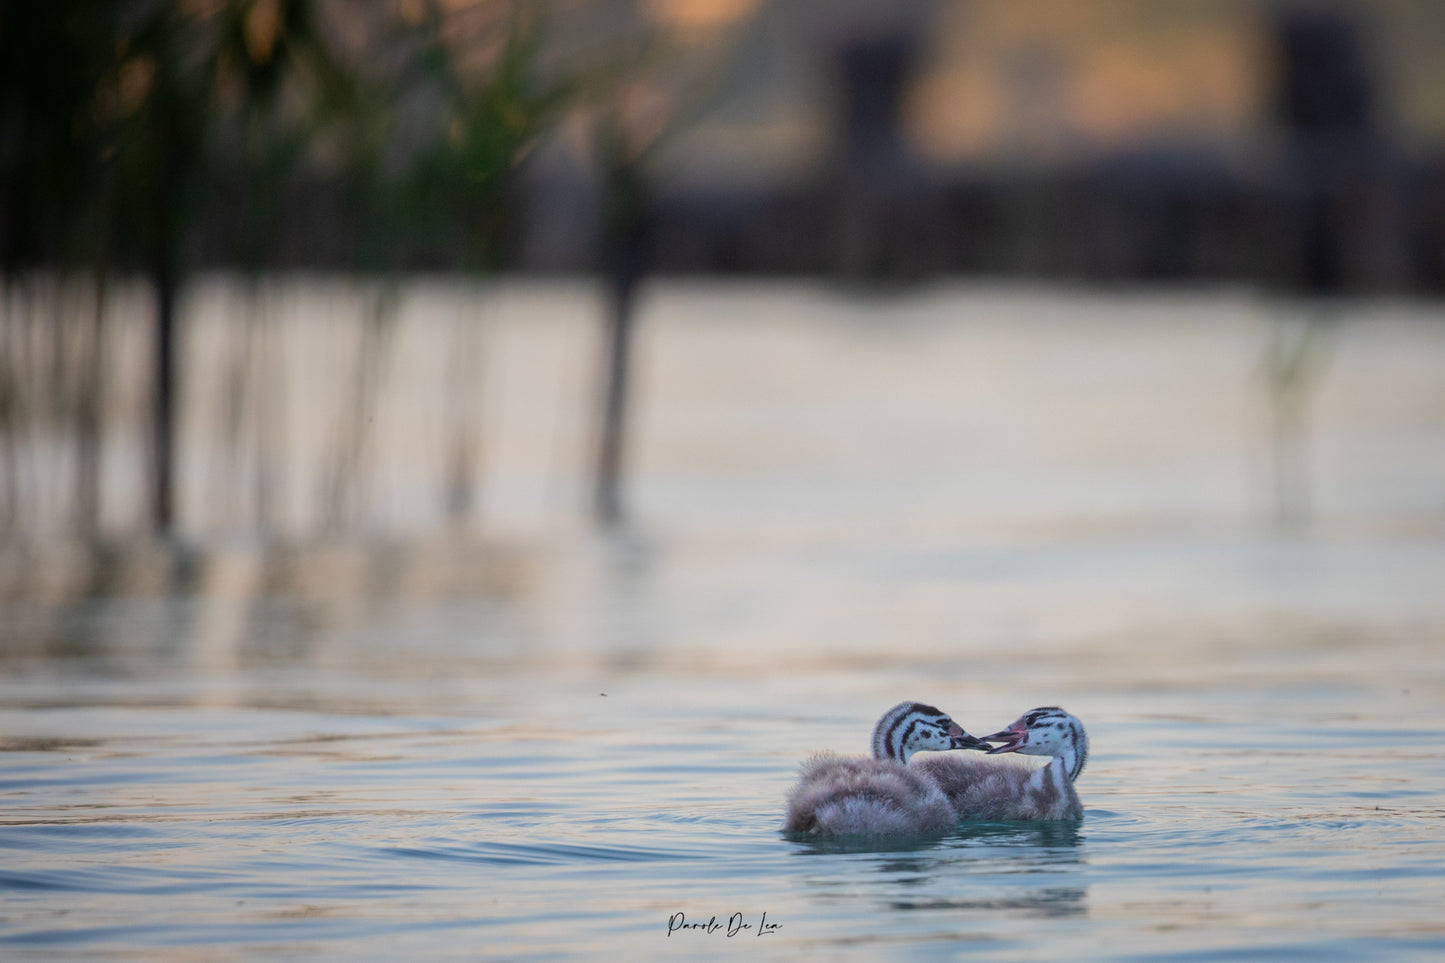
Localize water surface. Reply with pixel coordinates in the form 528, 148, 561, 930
3, 281, 1444, 959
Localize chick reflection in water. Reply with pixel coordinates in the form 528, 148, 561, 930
784, 705, 1088, 838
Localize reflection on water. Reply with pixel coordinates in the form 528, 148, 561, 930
0, 539, 532, 677
2, 282, 1445, 958
836, 829, 1088, 919
885, 889, 1088, 920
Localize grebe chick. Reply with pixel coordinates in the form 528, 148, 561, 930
783, 701, 991, 837
915, 707, 1088, 821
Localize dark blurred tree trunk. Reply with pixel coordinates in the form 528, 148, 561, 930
139, 9, 207, 534
596, 256, 638, 526
594, 131, 653, 527
151, 256, 178, 530
148, 129, 185, 533
75, 270, 107, 535
1264, 10, 1380, 530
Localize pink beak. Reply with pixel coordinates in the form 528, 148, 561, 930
983, 724, 1027, 754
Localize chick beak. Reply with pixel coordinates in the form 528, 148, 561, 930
984, 725, 1027, 755
948, 721, 993, 752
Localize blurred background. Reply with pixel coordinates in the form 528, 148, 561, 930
1, 0, 1443, 659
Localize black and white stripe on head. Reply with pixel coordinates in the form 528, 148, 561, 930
871, 701, 954, 763
1017, 707, 1088, 782
1024, 707, 1065, 727
1063, 715, 1088, 781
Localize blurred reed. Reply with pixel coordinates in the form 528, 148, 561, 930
0, 1, 672, 540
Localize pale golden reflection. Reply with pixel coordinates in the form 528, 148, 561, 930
642, 0, 764, 32
907, 0, 1263, 161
